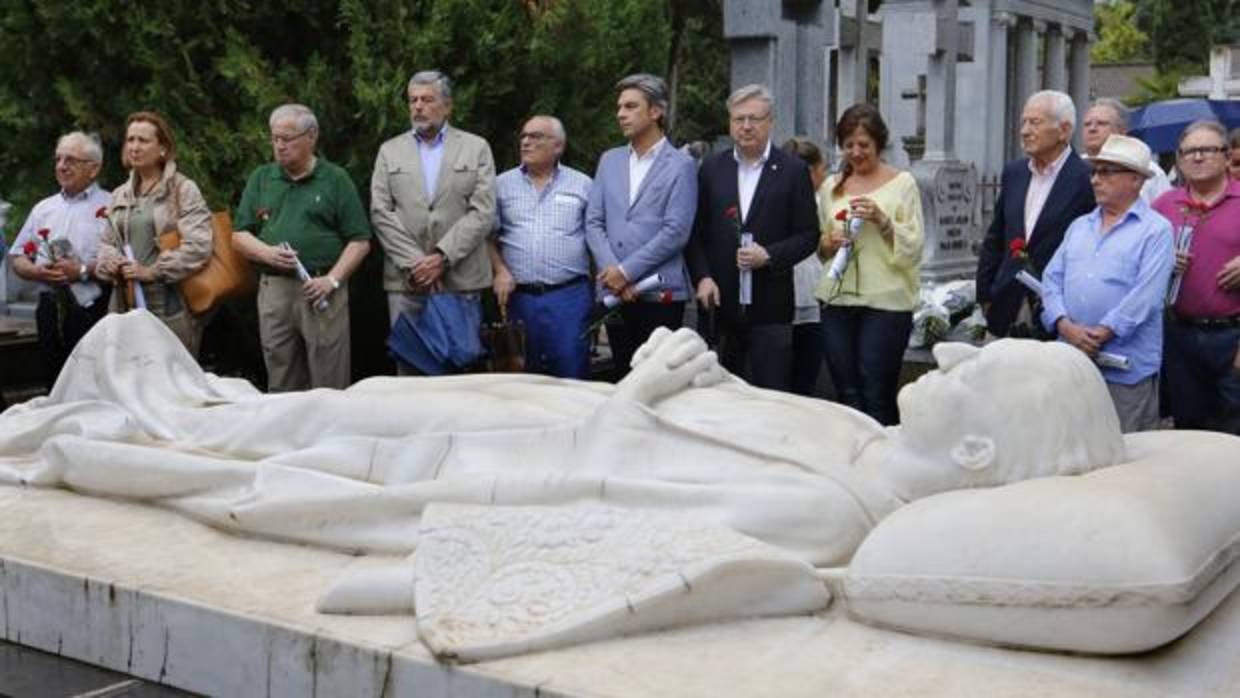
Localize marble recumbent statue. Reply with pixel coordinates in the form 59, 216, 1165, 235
0, 311, 1236, 662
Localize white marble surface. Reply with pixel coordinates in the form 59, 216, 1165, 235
3, 484, 1239, 697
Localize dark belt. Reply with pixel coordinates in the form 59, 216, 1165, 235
515, 276, 587, 295
1172, 311, 1240, 329
259, 265, 333, 278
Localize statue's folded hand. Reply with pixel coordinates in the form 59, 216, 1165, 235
616, 327, 724, 405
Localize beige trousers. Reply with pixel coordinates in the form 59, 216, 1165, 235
257, 275, 351, 391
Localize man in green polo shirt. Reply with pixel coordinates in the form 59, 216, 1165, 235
233, 103, 371, 391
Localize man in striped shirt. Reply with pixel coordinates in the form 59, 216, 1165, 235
489, 115, 593, 378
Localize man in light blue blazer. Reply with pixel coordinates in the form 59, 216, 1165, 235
586, 73, 698, 379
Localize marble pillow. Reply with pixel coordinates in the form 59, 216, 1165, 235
842, 431, 1240, 654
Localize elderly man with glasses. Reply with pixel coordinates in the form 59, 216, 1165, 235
686, 84, 818, 390
7, 131, 111, 387
1153, 120, 1240, 433
488, 115, 593, 378
1081, 98, 1173, 203
1039, 135, 1173, 432
232, 103, 372, 391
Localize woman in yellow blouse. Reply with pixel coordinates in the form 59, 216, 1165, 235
815, 104, 924, 425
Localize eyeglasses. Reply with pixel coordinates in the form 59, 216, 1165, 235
271, 128, 313, 146
54, 154, 94, 168
519, 131, 553, 142
1090, 165, 1133, 178
1178, 145, 1227, 158
730, 112, 771, 126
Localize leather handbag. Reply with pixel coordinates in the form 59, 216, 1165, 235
481, 320, 526, 373
158, 177, 256, 314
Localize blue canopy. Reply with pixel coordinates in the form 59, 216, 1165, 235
1128, 99, 1240, 153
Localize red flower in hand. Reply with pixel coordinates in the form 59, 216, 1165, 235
95, 206, 108, 218
834, 208, 848, 221
658, 289, 674, 305
22, 240, 38, 258
1008, 237, 1026, 259
36, 228, 50, 240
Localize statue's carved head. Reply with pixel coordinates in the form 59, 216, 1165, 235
886, 339, 1124, 500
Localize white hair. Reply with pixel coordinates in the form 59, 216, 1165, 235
1027, 90, 1077, 131
527, 114, 567, 144
268, 104, 319, 133
727, 84, 774, 114
408, 70, 453, 100
1089, 98, 1129, 132
57, 131, 103, 163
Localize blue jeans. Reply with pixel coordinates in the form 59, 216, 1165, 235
510, 279, 592, 379
820, 306, 913, 426
1163, 320, 1240, 433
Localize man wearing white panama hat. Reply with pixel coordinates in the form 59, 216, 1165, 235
1039, 134, 1175, 432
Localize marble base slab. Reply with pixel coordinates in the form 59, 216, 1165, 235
2, 485, 1239, 697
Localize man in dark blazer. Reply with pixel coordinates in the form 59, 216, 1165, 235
687, 84, 819, 390
977, 90, 1096, 338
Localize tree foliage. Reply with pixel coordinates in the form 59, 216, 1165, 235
1091, 1, 1149, 64
1135, 0, 1240, 73
0, 0, 728, 382
0, 0, 728, 238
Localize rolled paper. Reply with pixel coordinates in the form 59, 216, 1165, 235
122, 243, 147, 310
827, 216, 864, 281
1096, 352, 1131, 371
1015, 269, 1044, 296
1167, 225, 1194, 306
739, 232, 754, 306
602, 274, 662, 309
283, 242, 329, 312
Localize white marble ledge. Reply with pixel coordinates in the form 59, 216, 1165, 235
1, 486, 1239, 697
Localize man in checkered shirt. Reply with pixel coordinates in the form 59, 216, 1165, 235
489, 115, 594, 378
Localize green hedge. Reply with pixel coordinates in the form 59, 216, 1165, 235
1, 0, 727, 237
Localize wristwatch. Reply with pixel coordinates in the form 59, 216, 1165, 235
326, 275, 341, 291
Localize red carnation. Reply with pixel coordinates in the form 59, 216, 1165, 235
724, 205, 738, 220
1008, 237, 1026, 259
658, 289, 674, 305
36, 228, 50, 240
95, 206, 108, 218
834, 208, 848, 221
22, 240, 38, 257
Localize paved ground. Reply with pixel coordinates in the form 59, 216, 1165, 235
0, 642, 194, 697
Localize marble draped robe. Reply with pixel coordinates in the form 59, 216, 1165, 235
0, 311, 902, 660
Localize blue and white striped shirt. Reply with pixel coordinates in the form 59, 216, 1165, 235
494, 164, 592, 285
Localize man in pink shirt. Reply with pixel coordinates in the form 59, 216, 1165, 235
1153, 120, 1240, 433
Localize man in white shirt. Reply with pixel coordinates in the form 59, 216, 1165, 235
8, 131, 111, 386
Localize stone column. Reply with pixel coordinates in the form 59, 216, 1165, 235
1045, 24, 1067, 92
1013, 17, 1039, 123
724, 0, 828, 147
835, 0, 873, 110
1067, 28, 1091, 150
991, 11, 1017, 168
923, 0, 960, 161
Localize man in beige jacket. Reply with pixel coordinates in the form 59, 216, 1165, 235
370, 70, 497, 372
